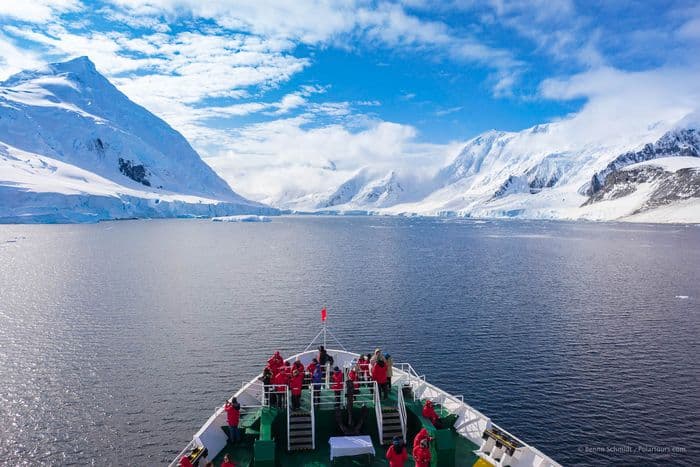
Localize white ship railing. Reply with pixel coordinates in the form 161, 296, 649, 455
396, 382, 407, 443
169, 439, 198, 467
170, 347, 560, 467
309, 383, 316, 450
373, 380, 382, 440
285, 386, 291, 451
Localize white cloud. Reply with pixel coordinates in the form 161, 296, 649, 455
539, 65, 700, 148
204, 116, 460, 202
0, 33, 44, 79
435, 106, 463, 116
0, 0, 82, 23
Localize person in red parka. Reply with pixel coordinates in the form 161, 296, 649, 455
386, 436, 408, 467
414, 428, 432, 449
179, 455, 193, 467
267, 351, 283, 373
331, 366, 344, 407
292, 357, 304, 373
371, 358, 388, 400
413, 438, 431, 467
221, 453, 236, 467
422, 400, 443, 429
307, 358, 318, 378
348, 365, 360, 393
289, 369, 304, 410
224, 397, 241, 444
273, 369, 289, 408
357, 355, 368, 381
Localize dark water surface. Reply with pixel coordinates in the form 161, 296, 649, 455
1, 217, 698, 466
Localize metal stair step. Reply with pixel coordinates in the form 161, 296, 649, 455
290, 444, 314, 450
290, 424, 312, 429
290, 436, 314, 444
289, 429, 313, 436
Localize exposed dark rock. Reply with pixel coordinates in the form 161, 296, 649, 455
118, 157, 150, 186
586, 128, 700, 196
582, 164, 700, 214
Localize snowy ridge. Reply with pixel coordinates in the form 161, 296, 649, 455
0, 57, 274, 223
287, 115, 700, 223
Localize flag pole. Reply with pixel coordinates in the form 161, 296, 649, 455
323, 306, 327, 348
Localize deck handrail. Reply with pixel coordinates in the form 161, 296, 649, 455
396, 382, 407, 443
310, 380, 376, 409
167, 438, 198, 467
309, 383, 316, 450
373, 380, 382, 442
286, 386, 291, 451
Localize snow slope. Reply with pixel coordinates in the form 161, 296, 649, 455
0, 57, 274, 223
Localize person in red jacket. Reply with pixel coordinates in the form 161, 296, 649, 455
413, 438, 431, 467
348, 365, 360, 393
289, 369, 304, 410
221, 453, 236, 467
414, 428, 432, 448
292, 357, 304, 374
385, 436, 408, 467
224, 397, 241, 444
273, 369, 289, 408
357, 355, 368, 381
179, 455, 193, 467
371, 358, 388, 400
267, 351, 283, 373
331, 366, 344, 407
422, 400, 443, 429
306, 358, 318, 378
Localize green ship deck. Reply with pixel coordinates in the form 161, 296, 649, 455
211, 385, 481, 467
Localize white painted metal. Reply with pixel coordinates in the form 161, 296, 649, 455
373, 381, 382, 442
396, 383, 407, 443
286, 386, 291, 451
309, 383, 316, 450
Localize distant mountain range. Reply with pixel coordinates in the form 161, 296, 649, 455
1, 57, 698, 223
0, 56, 273, 223
276, 117, 700, 223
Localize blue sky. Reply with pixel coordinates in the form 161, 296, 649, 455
1, 0, 699, 200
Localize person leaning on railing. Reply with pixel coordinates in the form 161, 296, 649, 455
422, 400, 443, 429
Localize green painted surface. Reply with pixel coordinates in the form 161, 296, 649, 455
210, 385, 481, 467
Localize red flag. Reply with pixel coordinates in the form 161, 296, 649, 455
321, 307, 327, 322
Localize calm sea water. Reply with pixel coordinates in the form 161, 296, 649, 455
0, 216, 698, 466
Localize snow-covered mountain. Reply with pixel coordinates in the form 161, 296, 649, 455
0, 57, 274, 223
283, 115, 700, 223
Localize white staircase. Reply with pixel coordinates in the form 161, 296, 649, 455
376, 382, 408, 445
287, 385, 316, 451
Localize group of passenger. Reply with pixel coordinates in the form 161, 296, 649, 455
385, 428, 433, 467
256, 346, 441, 467
260, 346, 396, 410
